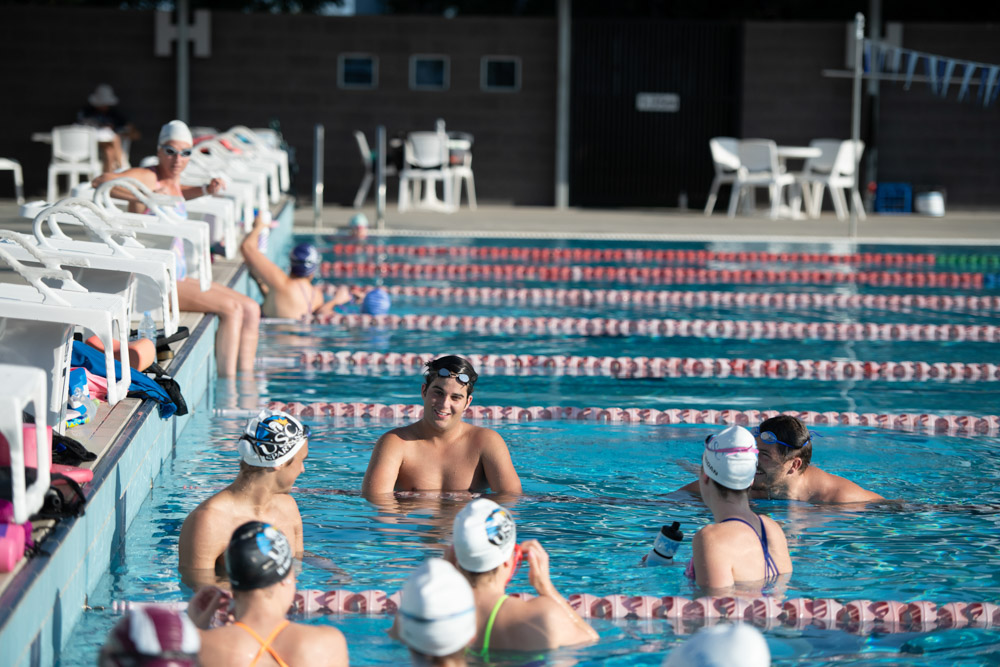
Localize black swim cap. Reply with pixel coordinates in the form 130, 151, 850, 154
225, 521, 293, 591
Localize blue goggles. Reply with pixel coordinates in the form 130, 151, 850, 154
429, 367, 470, 384
751, 425, 817, 449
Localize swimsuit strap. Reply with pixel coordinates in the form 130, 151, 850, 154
477, 594, 509, 658
720, 515, 780, 581
233, 620, 292, 667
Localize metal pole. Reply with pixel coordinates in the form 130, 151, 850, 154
850, 12, 865, 241
864, 0, 881, 210
554, 0, 571, 208
313, 124, 324, 230
176, 0, 189, 122
376, 125, 387, 232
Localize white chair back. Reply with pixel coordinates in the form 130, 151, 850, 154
355, 131, 373, 167
738, 139, 780, 174
52, 125, 98, 164
832, 139, 865, 177
405, 132, 446, 169
709, 137, 740, 173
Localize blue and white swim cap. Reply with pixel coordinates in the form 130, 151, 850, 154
289, 243, 319, 278
225, 521, 293, 591
361, 287, 391, 315
238, 409, 310, 468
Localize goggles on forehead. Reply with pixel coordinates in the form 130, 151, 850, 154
160, 144, 193, 157
750, 425, 817, 449
429, 367, 470, 384
704, 433, 758, 455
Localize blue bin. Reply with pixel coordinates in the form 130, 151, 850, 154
874, 183, 912, 214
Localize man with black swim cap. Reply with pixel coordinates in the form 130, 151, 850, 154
188, 521, 348, 666
362, 355, 521, 498
241, 215, 389, 320
179, 410, 310, 590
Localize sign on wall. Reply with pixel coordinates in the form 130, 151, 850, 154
635, 92, 680, 112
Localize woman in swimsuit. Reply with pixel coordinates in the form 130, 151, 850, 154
93, 120, 260, 377
687, 425, 793, 589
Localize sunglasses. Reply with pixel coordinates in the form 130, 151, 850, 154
750, 426, 816, 449
704, 433, 758, 455
430, 367, 470, 384
505, 543, 524, 585
160, 145, 193, 158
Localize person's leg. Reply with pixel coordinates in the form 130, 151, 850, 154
177, 279, 259, 377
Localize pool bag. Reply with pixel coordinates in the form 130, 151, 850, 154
70, 341, 178, 419
143, 363, 189, 417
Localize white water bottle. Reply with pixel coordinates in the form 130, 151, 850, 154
139, 311, 157, 343
646, 522, 683, 566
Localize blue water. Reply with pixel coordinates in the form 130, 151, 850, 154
58, 237, 1000, 665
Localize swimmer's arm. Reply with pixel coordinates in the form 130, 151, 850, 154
361, 433, 405, 500
177, 509, 229, 589
313, 285, 354, 316
691, 526, 734, 589
240, 217, 289, 292
482, 430, 522, 494
522, 540, 599, 647
180, 178, 224, 200
674, 480, 702, 497
301, 551, 352, 584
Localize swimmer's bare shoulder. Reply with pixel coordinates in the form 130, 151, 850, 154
178, 492, 236, 570
810, 468, 884, 503
287, 623, 349, 665
473, 424, 522, 494
361, 426, 413, 498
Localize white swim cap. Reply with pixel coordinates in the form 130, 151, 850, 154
397, 558, 476, 657
702, 425, 758, 490
453, 498, 516, 573
158, 120, 193, 146
238, 409, 310, 468
663, 623, 771, 667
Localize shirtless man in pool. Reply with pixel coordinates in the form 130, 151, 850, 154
361, 355, 522, 499
677, 414, 883, 504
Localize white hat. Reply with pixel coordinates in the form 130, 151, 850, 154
88, 84, 119, 107
702, 425, 758, 491
397, 558, 476, 657
237, 409, 310, 468
453, 498, 516, 573
158, 120, 194, 146
663, 623, 771, 667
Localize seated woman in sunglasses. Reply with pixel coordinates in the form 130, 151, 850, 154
447, 499, 598, 657
687, 425, 793, 590
676, 415, 883, 504
362, 355, 522, 499
93, 120, 259, 378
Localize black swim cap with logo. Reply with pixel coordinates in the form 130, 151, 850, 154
225, 521, 294, 591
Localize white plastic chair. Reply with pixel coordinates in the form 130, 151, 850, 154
185, 144, 265, 227
0, 364, 50, 524
398, 131, 454, 213
449, 136, 476, 210
353, 131, 376, 209
0, 244, 132, 408
0, 158, 25, 205
797, 139, 866, 221
730, 139, 796, 219
226, 126, 290, 195
704, 137, 740, 216
47, 125, 101, 203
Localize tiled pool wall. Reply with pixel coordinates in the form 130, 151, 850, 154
0, 202, 295, 666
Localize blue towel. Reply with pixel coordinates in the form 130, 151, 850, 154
70, 341, 178, 419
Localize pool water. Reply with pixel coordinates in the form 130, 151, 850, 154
58, 237, 1000, 665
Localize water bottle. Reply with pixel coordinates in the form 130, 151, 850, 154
139, 311, 157, 343
645, 522, 684, 566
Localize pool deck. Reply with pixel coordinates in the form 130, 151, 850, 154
293, 203, 1000, 246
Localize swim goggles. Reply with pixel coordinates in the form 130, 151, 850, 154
505, 543, 524, 585
750, 426, 816, 449
704, 433, 758, 454
160, 145, 194, 158
430, 367, 470, 384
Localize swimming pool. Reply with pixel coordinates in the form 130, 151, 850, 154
59, 236, 1000, 665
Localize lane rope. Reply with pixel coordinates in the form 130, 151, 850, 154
322, 243, 941, 268
256, 351, 1000, 383
306, 313, 1000, 343
319, 261, 987, 289
102, 595, 999, 632
209, 404, 1000, 435
319, 284, 1000, 314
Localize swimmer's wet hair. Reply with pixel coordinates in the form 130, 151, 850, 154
759, 414, 813, 470
423, 355, 479, 395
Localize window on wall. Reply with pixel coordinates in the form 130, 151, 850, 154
410, 55, 450, 91
481, 56, 521, 92
339, 54, 378, 89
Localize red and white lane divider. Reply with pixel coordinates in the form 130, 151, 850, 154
106, 593, 999, 633
268, 350, 1000, 383
320, 284, 1000, 314
324, 243, 939, 268
228, 402, 1000, 435
309, 313, 1000, 343
319, 261, 984, 289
